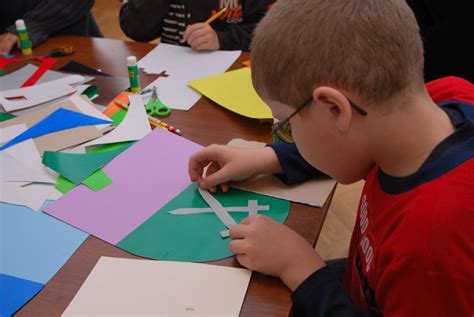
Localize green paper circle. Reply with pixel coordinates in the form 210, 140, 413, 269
117, 183, 290, 262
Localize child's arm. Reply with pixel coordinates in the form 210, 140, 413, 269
229, 215, 369, 316
188, 144, 283, 192
119, 0, 170, 42
216, 0, 272, 51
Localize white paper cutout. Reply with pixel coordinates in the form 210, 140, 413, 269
138, 44, 241, 110
0, 124, 58, 183
0, 182, 53, 210
81, 94, 151, 149
0, 75, 85, 112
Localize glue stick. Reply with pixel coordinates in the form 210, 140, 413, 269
127, 56, 141, 93
15, 19, 32, 56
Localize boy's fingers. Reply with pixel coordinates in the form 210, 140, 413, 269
229, 239, 249, 254
229, 224, 248, 239
188, 34, 210, 49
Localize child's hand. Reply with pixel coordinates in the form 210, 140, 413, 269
0, 32, 19, 55
188, 145, 282, 193
230, 215, 326, 291
183, 23, 220, 51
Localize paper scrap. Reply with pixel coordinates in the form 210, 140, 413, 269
0, 202, 88, 285
82, 169, 113, 192
0, 273, 44, 317
62, 257, 251, 317
228, 139, 337, 207
0, 108, 112, 150
139, 43, 241, 110
81, 94, 151, 149
0, 97, 106, 154
1, 124, 58, 183
117, 183, 290, 262
45, 128, 202, 245
0, 151, 55, 183
189, 67, 272, 119
0, 75, 84, 112
0, 182, 53, 210
42, 144, 132, 184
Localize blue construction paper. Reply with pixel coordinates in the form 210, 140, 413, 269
0, 273, 44, 317
0, 202, 88, 284
0, 108, 112, 150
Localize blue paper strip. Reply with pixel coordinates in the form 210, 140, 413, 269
0, 273, 44, 316
0, 202, 88, 284
0, 108, 112, 150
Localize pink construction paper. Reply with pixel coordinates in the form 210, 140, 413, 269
44, 129, 202, 244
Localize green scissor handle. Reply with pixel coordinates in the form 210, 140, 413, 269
145, 86, 171, 117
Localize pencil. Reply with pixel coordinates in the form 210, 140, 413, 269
114, 100, 182, 136
205, 8, 227, 24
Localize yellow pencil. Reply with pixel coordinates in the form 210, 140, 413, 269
205, 8, 227, 24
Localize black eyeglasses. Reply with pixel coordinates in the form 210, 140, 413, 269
271, 96, 368, 143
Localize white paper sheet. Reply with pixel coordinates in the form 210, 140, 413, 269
0, 182, 53, 210
0, 75, 85, 112
62, 257, 251, 317
0, 124, 58, 183
81, 94, 151, 149
0, 151, 54, 183
138, 43, 241, 110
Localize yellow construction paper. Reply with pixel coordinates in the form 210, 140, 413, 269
188, 68, 272, 120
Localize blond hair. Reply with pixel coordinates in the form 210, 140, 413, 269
251, 0, 424, 106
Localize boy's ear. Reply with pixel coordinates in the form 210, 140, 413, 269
313, 86, 352, 132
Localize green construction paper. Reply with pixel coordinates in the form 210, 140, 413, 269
0, 112, 16, 122
110, 109, 127, 127
82, 85, 98, 99
42, 144, 132, 184
117, 183, 290, 262
55, 169, 113, 193
82, 170, 112, 191
55, 175, 76, 194
86, 141, 134, 154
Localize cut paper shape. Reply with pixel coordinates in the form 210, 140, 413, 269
0, 182, 53, 210
0, 151, 54, 183
138, 43, 241, 110
0, 273, 44, 317
199, 188, 237, 237
55, 175, 76, 194
62, 257, 251, 317
103, 91, 129, 118
82, 169, 112, 191
169, 199, 269, 215
229, 139, 337, 207
81, 94, 151, 148
69, 95, 112, 130
0, 112, 15, 122
0, 97, 106, 154
0, 202, 88, 285
117, 183, 290, 262
1, 124, 58, 183
0, 108, 112, 150
188, 67, 272, 120
45, 128, 202, 245
0, 57, 56, 88
42, 143, 132, 184
0, 75, 85, 112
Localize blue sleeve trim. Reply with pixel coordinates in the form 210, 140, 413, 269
267, 142, 326, 185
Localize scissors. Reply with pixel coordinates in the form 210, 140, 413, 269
145, 86, 171, 117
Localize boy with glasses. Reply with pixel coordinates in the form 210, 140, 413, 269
188, 0, 474, 315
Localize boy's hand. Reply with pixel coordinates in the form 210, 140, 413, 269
188, 145, 282, 193
183, 23, 219, 51
0, 32, 19, 55
229, 215, 326, 291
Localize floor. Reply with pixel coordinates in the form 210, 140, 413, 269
92, 0, 362, 260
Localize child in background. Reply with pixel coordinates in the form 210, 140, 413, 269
188, 0, 474, 315
119, 0, 272, 51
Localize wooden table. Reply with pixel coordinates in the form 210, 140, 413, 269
12, 36, 335, 316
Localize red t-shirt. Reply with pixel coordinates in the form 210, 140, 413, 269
344, 77, 474, 316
